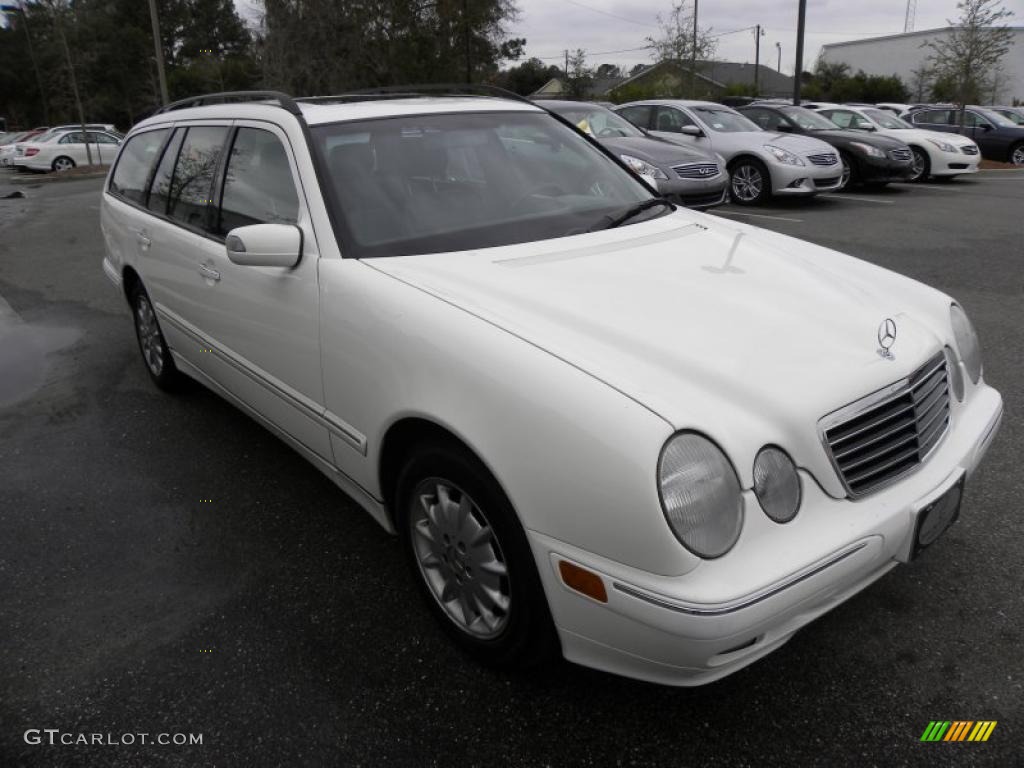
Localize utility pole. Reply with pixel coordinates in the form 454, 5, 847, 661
1, 2, 49, 124
148, 0, 169, 106
690, 0, 698, 96
776, 41, 781, 73
753, 24, 762, 94
48, 0, 92, 165
793, 0, 806, 105
564, 49, 569, 80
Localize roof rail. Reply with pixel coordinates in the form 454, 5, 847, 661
155, 90, 302, 116
295, 83, 534, 107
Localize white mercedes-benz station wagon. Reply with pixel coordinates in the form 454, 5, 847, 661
100, 90, 1003, 686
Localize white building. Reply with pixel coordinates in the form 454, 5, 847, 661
820, 26, 1024, 104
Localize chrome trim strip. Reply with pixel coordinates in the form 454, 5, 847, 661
612, 541, 870, 616
156, 303, 368, 455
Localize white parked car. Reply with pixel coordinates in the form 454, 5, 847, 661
614, 100, 845, 204
101, 90, 1003, 686
816, 105, 981, 182
16, 128, 122, 172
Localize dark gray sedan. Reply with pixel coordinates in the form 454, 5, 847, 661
539, 100, 728, 209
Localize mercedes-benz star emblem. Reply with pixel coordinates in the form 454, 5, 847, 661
877, 318, 897, 359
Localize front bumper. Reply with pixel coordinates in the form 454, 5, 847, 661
770, 163, 844, 196
856, 155, 915, 182
530, 384, 1002, 686
657, 176, 729, 210
930, 148, 981, 177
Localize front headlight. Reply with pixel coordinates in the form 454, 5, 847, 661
950, 303, 982, 384
753, 447, 801, 523
849, 141, 886, 158
927, 137, 957, 153
764, 144, 805, 166
619, 154, 668, 180
658, 433, 743, 558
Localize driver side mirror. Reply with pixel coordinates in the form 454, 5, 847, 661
679, 125, 703, 137
776, 123, 793, 132
979, 123, 993, 131
225, 223, 302, 268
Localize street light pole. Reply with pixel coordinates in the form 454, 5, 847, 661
753, 24, 763, 94
147, 0, 169, 106
793, 0, 807, 105
776, 41, 781, 73
1, 2, 49, 124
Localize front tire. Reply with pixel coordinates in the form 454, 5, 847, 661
729, 158, 771, 205
837, 152, 856, 191
52, 156, 76, 173
396, 440, 557, 668
1010, 142, 1024, 166
130, 283, 181, 391
907, 146, 930, 182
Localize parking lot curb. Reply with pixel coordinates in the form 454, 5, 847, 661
7, 169, 109, 184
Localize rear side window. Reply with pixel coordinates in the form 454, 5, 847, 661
147, 128, 186, 214
617, 105, 652, 130
216, 128, 299, 235
110, 129, 169, 204
167, 126, 229, 231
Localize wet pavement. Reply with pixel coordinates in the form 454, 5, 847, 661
0, 174, 1022, 767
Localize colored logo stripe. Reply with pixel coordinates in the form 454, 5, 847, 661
920, 721, 996, 742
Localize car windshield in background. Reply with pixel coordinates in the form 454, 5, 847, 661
693, 107, 760, 133
313, 111, 657, 258
548, 106, 645, 138
781, 107, 839, 131
979, 109, 1017, 128
863, 109, 912, 129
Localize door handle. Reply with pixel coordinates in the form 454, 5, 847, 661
198, 264, 221, 282
136, 231, 151, 249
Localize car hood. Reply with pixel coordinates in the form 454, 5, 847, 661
742, 131, 834, 154
885, 128, 976, 147
599, 136, 716, 165
804, 129, 909, 150
364, 212, 950, 494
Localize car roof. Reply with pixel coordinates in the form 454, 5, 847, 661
620, 100, 730, 109
131, 96, 543, 133
534, 99, 605, 111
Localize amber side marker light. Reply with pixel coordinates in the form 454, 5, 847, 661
558, 560, 608, 603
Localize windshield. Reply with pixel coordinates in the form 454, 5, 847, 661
781, 106, 839, 131
693, 107, 760, 133
547, 105, 644, 138
863, 109, 912, 129
996, 108, 1024, 125
312, 111, 658, 258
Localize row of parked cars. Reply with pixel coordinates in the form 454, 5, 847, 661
0, 123, 123, 172
537, 98, 1022, 207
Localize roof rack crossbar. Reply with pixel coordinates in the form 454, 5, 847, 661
294, 83, 534, 107
155, 90, 302, 116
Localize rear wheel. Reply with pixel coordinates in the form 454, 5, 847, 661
52, 156, 75, 172
130, 283, 181, 391
907, 146, 930, 182
729, 158, 771, 205
396, 440, 557, 668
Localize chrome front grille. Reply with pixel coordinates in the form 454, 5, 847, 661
673, 163, 720, 179
961, 145, 979, 155
808, 152, 838, 166
820, 352, 950, 497
889, 148, 912, 162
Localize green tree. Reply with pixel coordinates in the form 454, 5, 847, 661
924, 0, 1015, 121
492, 57, 560, 96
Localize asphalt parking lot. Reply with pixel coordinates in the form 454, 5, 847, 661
1, 170, 1022, 767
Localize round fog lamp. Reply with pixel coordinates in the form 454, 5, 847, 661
753, 447, 801, 523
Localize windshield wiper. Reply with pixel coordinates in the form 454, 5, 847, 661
589, 197, 675, 232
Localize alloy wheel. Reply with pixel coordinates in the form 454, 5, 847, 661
908, 148, 927, 181
1012, 145, 1024, 166
409, 478, 511, 639
731, 165, 763, 202
134, 295, 164, 377
53, 157, 74, 172
839, 156, 851, 190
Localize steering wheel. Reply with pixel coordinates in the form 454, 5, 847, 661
509, 183, 568, 213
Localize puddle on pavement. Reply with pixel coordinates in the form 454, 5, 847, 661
0, 312, 82, 408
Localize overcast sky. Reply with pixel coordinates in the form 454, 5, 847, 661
236, 0, 1023, 75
